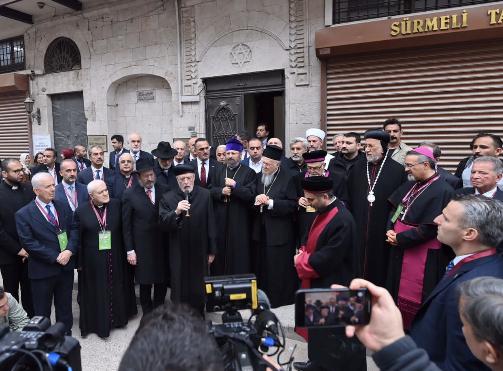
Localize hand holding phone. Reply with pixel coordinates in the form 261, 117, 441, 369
295, 287, 371, 329
343, 279, 405, 352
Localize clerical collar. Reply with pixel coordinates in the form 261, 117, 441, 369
417, 172, 438, 185
3, 180, 20, 190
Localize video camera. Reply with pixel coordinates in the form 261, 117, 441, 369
0, 316, 81, 371
205, 274, 290, 371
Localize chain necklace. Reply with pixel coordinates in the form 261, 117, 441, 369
260, 168, 281, 213
224, 164, 242, 203
366, 150, 389, 206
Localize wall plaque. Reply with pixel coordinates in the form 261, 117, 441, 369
137, 90, 155, 102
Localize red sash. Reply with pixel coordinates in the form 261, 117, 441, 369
394, 220, 441, 330
294, 205, 339, 340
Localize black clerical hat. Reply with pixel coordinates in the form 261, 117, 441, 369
136, 158, 155, 173
172, 164, 195, 176
151, 141, 177, 159
302, 176, 333, 193
303, 150, 327, 163
262, 145, 283, 161
364, 130, 390, 151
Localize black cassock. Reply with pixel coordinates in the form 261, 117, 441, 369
73, 199, 137, 338
159, 186, 217, 313
252, 168, 298, 308
209, 164, 257, 275
293, 170, 349, 247
347, 156, 407, 288
110, 173, 139, 200
387, 177, 454, 305
122, 183, 169, 284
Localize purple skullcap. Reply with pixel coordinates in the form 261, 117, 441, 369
225, 138, 243, 152
413, 146, 436, 161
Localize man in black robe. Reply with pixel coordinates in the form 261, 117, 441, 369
110, 153, 139, 200
152, 141, 178, 190
72, 180, 137, 338
294, 150, 348, 246
347, 130, 407, 288
0, 159, 35, 317
252, 145, 298, 308
123, 161, 169, 316
294, 175, 365, 371
386, 146, 454, 329
159, 165, 216, 314
209, 138, 256, 275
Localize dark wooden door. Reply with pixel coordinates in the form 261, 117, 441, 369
51, 92, 87, 154
205, 95, 243, 146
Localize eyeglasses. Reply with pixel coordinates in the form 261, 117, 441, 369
404, 163, 422, 168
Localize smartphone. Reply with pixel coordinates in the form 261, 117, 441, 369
295, 288, 371, 328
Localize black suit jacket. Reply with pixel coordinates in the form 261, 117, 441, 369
455, 186, 503, 201
411, 254, 503, 370
77, 166, 115, 190
131, 150, 153, 164
0, 182, 35, 265
32, 163, 63, 183
108, 149, 130, 170
15, 199, 78, 279
190, 158, 220, 188
54, 182, 89, 211
154, 162, 178, 191
122, 183, 169, 283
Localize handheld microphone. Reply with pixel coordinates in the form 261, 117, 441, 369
184, 191, 190, 217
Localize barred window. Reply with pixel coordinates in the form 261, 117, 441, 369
44, 37, 81, 73
333, 0, 501, 24
0, 37, 25, 73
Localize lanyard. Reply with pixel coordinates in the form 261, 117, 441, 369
63, 186, 78, 209
35, 200, 61, 230
125, 176, 133, 189
90, 202, 108, 231
448, 248, 497, 276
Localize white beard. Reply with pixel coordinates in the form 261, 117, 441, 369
262, 173, 275, 187
407, 174, 416, 182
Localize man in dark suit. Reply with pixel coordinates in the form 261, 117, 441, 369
190, 138, 219, 188
128, 132, 153, 164
123, 161, 169, 316
456, 156, 503, 201
109, 134, 129, 171
410, 195, 503, 370
183, 137, 198, 163
77, 145, 114, 190
172, 140, 189, 166
152, 141, 178, 191
55, 159, 89, 212
110, 152, 138, 200
73, 145, 91, 173
32, 148, 62, 185
241, 138, 263, 174
0, 159, 35, 317
15, 172, 77, 334
419, 141, 462, 189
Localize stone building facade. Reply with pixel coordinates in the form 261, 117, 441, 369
22, 0, 323, 154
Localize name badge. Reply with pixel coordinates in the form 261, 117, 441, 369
391, 204, 404, 224
98, 231, 112, 251
57, 231, 68, 252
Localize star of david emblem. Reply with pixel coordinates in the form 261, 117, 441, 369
230, 43, 252, 68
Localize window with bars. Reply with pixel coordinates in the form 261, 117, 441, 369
332, 0, 502, 24
0, 37, 25, 73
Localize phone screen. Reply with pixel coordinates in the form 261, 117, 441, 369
295, 288, 370, 328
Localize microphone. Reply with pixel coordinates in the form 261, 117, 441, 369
184, 191, 190, 217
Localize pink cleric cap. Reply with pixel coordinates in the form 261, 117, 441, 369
413, 146, 436, 161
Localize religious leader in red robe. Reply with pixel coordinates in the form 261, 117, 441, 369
293, 176, 365, 371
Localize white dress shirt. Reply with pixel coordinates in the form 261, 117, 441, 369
248, 159, 263, 174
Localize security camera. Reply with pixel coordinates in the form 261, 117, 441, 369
37, 2, 46, 9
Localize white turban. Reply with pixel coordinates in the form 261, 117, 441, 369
305, 128, 326, 141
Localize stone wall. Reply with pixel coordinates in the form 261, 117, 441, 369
24, 0, 324, 154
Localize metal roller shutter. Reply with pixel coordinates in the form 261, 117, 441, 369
325, 39, 503, 171
0, 92, 30, 159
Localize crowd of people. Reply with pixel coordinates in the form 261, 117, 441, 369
1, 119, 503, 371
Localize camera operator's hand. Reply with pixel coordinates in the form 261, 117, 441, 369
263, 355, 283, 371
341, 279, 405, 352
